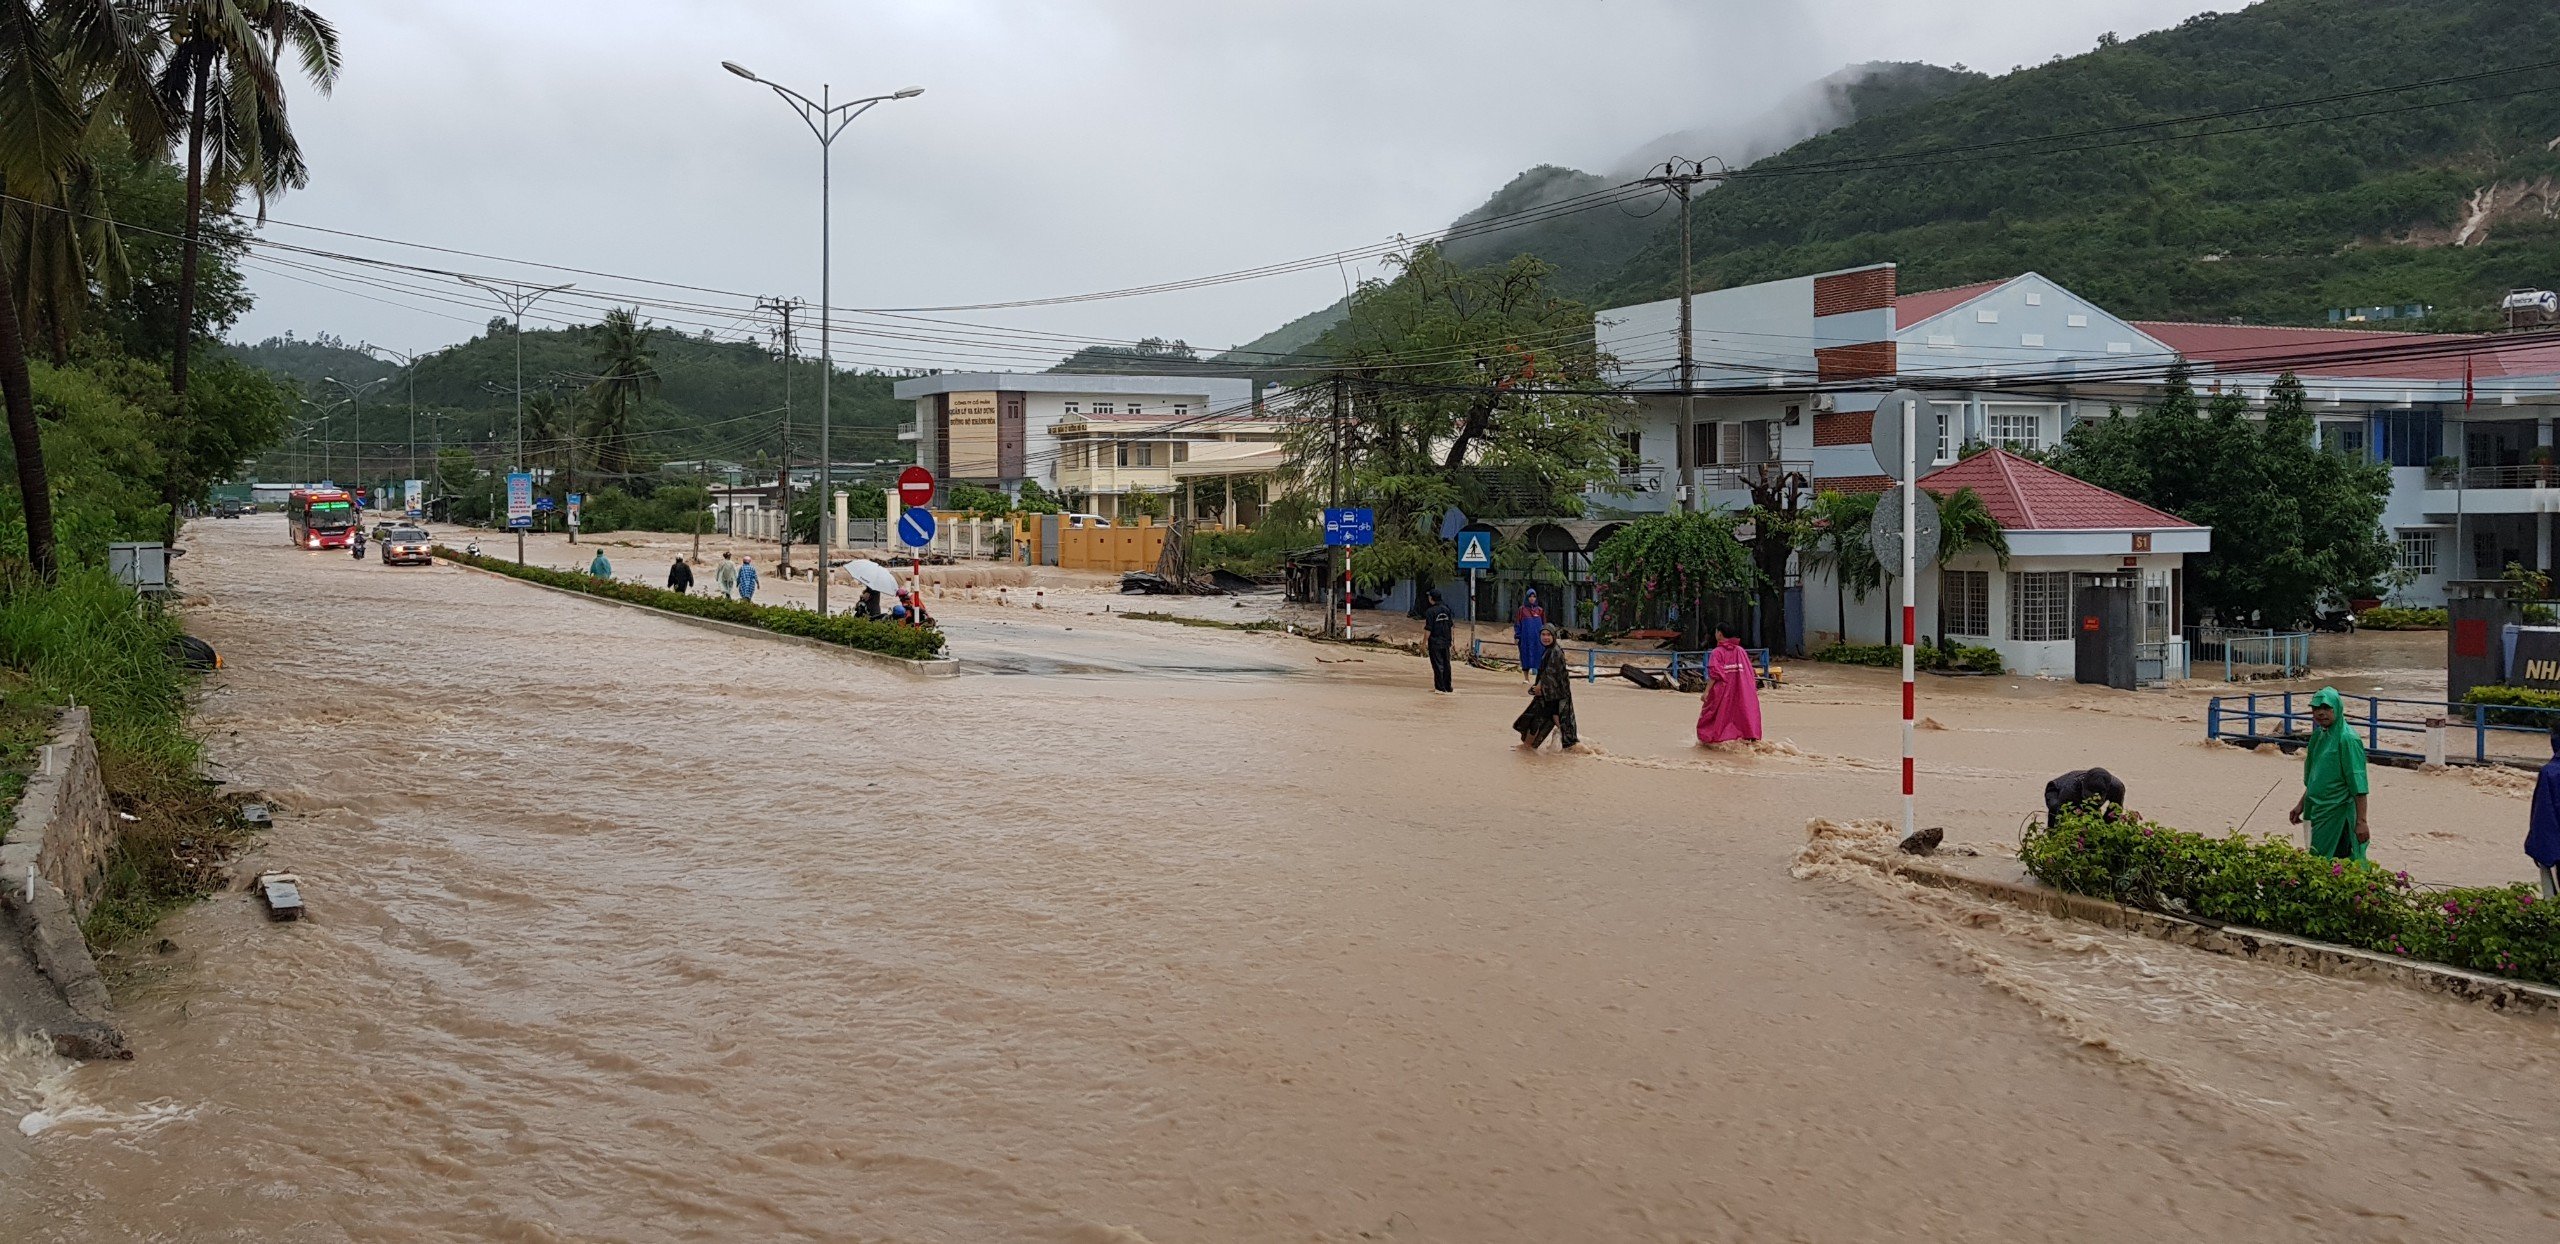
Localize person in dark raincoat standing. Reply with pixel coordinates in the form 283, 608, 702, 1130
2530, 725, 2560, 898
667, 555, 695, 594
1422, 589, 1455, 693
1512, 624, 1578, 750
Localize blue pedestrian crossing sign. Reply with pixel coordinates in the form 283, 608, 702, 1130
898, 506, 938, 549
1323, 507, 1375, 547
1455, 527, 1495, 570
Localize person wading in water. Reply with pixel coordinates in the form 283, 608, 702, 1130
1422, 589, 1456, 693
1513, 623, 1579, 751
2289, 686, 2371, 863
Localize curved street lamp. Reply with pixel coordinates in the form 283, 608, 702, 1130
724, 60, 922, 615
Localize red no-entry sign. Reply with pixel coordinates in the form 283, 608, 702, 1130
897, 466, 936, 509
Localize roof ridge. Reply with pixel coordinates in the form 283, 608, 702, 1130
1991, 449, 2040, 529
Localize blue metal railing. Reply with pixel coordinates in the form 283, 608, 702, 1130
1470, 637, 1773, 685
2205, 691, 2560, 765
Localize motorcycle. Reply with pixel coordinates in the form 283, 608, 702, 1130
350, 533, 367, 560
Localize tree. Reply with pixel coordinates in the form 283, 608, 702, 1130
582, 307, 657, 482
1801, 490, 1882, 645
2046, 369, 2393, 626
1588, 510, 1759, 650
0, 0, 157, 578
1281, 244, 1628, 591
1925, 485, 2008, 645
155, 0, 339, 398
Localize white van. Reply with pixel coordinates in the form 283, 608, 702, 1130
1062, 512, 1113, 529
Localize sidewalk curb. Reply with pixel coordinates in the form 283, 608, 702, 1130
446, 561, 960, 678
1851, 851, 2560, 1019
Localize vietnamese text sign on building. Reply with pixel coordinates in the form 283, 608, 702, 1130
946, 391, 1002, 480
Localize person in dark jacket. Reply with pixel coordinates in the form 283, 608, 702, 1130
2529, 727, 2560, 898
1422, 589, 1455, 693
2044, 767, 2127, 827
667, 555, 695, 594
1512, 625, 1579, 750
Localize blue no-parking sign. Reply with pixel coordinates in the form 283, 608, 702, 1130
898, 506, 938, 548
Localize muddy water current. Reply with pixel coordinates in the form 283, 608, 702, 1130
4, 516, 2559, 1241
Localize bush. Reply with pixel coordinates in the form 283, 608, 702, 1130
2459, 684, 2560, 726
2356, 605, 2446, 630
435, 545, 946, 660
2022, 809, 2560, 985
1816, 641, 2004, 674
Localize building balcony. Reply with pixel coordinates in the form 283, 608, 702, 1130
1697, 460, 1814, 499
897, 422, 919, 442
2428, 464, 2554, 490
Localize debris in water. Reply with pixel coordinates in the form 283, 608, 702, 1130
1916, 716, 1947, 731
239, 803, 273, 826
257, 872, 305, 921
1898, 827, 1945, 855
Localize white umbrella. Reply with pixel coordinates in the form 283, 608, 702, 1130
842, 558, 900, 595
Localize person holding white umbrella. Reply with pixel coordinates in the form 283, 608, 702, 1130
843, 558, 900, 618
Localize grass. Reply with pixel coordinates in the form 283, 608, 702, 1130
437, 545, 949, 660
0, 570, 254, 949
0, 669, 58, 831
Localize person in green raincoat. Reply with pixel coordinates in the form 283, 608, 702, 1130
2288, 686, 2371, 861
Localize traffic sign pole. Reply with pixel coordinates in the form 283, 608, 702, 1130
1900, 396, 1918, 844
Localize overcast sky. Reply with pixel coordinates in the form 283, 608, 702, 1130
234, 0, 2236, 367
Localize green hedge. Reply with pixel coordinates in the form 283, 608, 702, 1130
1816, 641, 2005, 674
2022, 809, 2560, 985
2459, 684, 2560, 726
2356, 605, 2447, 630
435, 546, 947, 661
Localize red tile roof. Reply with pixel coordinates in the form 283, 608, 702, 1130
2135, 320, 2560, 382
1893, 279, 2012, 329
1918, 449, 2200, 532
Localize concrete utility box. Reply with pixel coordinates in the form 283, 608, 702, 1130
2073, 579, 2138, 691
106, 543, 169, 594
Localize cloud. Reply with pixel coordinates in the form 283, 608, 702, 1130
234, 0, 2232, 363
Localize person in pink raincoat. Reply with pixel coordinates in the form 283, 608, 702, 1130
1695, 624, 1763, 746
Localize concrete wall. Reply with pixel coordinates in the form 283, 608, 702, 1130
0, 707, 127, 1059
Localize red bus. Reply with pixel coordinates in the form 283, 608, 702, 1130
286, 489, 358, 549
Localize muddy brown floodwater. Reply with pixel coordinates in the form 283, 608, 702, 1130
5, 515, 2560, 1241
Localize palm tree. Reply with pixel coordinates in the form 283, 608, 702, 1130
1801, 490, 1881, 646
582, 308, 657, 483
0, 0, 158, 578
155, 0, 339, 398
1927, 486, 2010, 647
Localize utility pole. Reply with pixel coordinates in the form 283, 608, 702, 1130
461, 277, 574, 563
1635, 159, 1721, 514
1329, 374, 1345, 638
759, 297, 802, 573
362, 344, 436, 513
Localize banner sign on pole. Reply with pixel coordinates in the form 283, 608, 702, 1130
567, 493, 583, 529
506, 472, 533, 529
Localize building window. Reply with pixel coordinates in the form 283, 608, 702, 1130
2376, 409, 2443, 468
2399, 528, 2439, 577
1928, 402, 1962, 463
1094, 402, 1115, 416
1984, 403, 2054, 452
2321, 420, 2368, 460
1617, 429, 1644, 473
1115, 442, 1129, 468
2009, 571, 2073, 642
1127, 403, 1143, 416
1172, 443, 1189, 463
1943, 569, 1990, 637
1134, 444, 1155, 467
1063, 401, 1080, 415
1173, 404, 1188, 416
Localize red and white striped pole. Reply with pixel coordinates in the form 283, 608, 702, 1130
1899, 396, 1919, 841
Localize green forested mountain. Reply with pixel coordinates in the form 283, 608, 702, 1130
1592, 0, 2560, 326
233, 321, 912, 486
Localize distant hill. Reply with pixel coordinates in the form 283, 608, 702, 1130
1217, 61, 1980, 364
1589, 0, 2560, 328
229, 321, 912, 484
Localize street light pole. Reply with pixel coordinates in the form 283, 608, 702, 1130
362, 344, 440, 506
725, 61, 922, 615
321, 375, 390, 501
461, 278, 574, 564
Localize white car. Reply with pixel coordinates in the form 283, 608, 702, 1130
1062, 512, 1113, 529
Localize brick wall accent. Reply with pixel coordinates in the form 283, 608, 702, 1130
1815, 474, 1894, 495
1813, 411, 1870, 447
1816, 341, 1897, 382
1813, 266, 1896, 318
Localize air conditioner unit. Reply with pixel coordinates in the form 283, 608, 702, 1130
1812, 394, 1837, 413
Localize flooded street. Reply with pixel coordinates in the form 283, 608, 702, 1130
6, 515, 2560, 1241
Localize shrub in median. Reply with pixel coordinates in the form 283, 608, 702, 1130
2458, 685, 2560, 726
2021, 808, 2560, 985
436, 546, 946, 661
1816, 641, 2004, 674
2355, 605, 2447, 630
